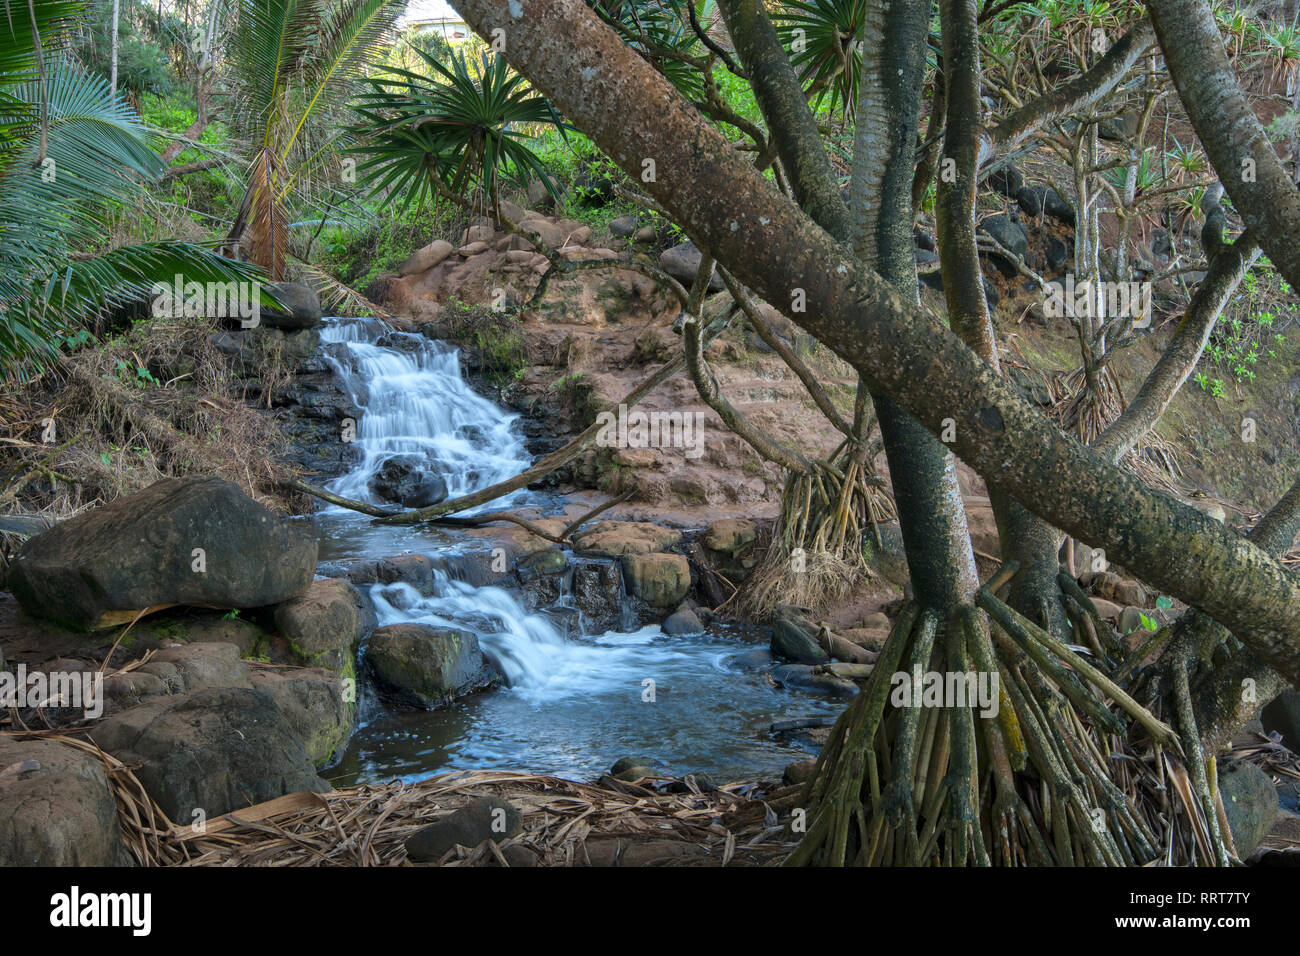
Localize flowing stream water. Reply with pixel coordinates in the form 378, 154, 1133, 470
309, 316, 840, 785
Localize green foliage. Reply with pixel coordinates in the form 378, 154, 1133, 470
773, 0, 866, 120
349, 47, 567, 210
0, 0, 265, 376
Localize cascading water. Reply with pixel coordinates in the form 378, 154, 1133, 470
312, 316, 840, 785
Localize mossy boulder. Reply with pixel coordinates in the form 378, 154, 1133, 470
364, 623, 496, 709
620, 553, 690, 608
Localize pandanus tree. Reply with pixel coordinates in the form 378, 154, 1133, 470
222, 0, 402, 279
348, 45, 565, 218
441, 0, 1300, 865
0, 0, 266, 377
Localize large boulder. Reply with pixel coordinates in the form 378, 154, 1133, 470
367, 456, 449, 509
261, 281, 322, 329
620, 553, 690, 608
573, 520, 681, 556
770, 609, 830, 665
273, 577, 367, 680
1220, 760, 1279, 858
398, 240, 455, 277
571, 559, 625, 634
6, 477, 317, 631
88, 686, 330, 822
0, 738, 128, 866
250, 667, 351, 768
364, 623, 496, 709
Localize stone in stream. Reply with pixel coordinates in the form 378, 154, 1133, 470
571, 559, 625, 633
367, 455, 449, 508
273, 577, 368, 681
0, 738, 130, 866
770, 610, 830, 665
770, 664, 857, 697
620, 552, 691, 608
5, 476, 317, 631
662, 607, 704, 636
88, 686, 330, 822
364, 623, 497, 709
1218, 760, 1279, 858
609, 756, 665, 782
405, 796, 524, 862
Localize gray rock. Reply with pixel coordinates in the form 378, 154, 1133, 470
88, 686, 330, 822
658, 241, 725, 292
405, 796, 523, 861
365, 623, 496, 709
250, 667, 351, 768
570, 560, 625, 634
771, 664, 857, 696
609, 215, 640, 238
273, 577, 366, 680
662, 608, 704, 636
6, 477, 317, 631
262, 281, 322, 329
138, 642, 252, 694
367, 455, 449, 508
770, 610, 830, 665
1219, 760, 1278, 858
0, 738, 129, 866
979, 215, 1029, 275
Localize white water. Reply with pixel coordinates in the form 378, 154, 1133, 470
314, 316, 839, 784
319, 317, 528, 506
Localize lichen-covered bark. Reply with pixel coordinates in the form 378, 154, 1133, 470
450, 0, 1300, 684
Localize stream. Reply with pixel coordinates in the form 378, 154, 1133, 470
308, 316, 840, 785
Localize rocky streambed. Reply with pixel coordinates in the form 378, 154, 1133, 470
0, 314, 881, 865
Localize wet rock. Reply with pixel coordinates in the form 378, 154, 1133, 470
367, 455, 449, 508
398, 239, 455, 276
273, 577, 367, 680
662, 608, 704, 636
6, 477, 317, 631
0, 738, 128, 866
88, 686, 330, 821
250, 667, 351, 768
348, 553, 435, 593
770, 610, 830, 665
1220, 760, 1278, 857
262, 281, 322, 330
620, 553, 691, 608
771, 664, 857, 696
659, 241, 725, 292
571, 560, 625, 633
364, 623, 496, 709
